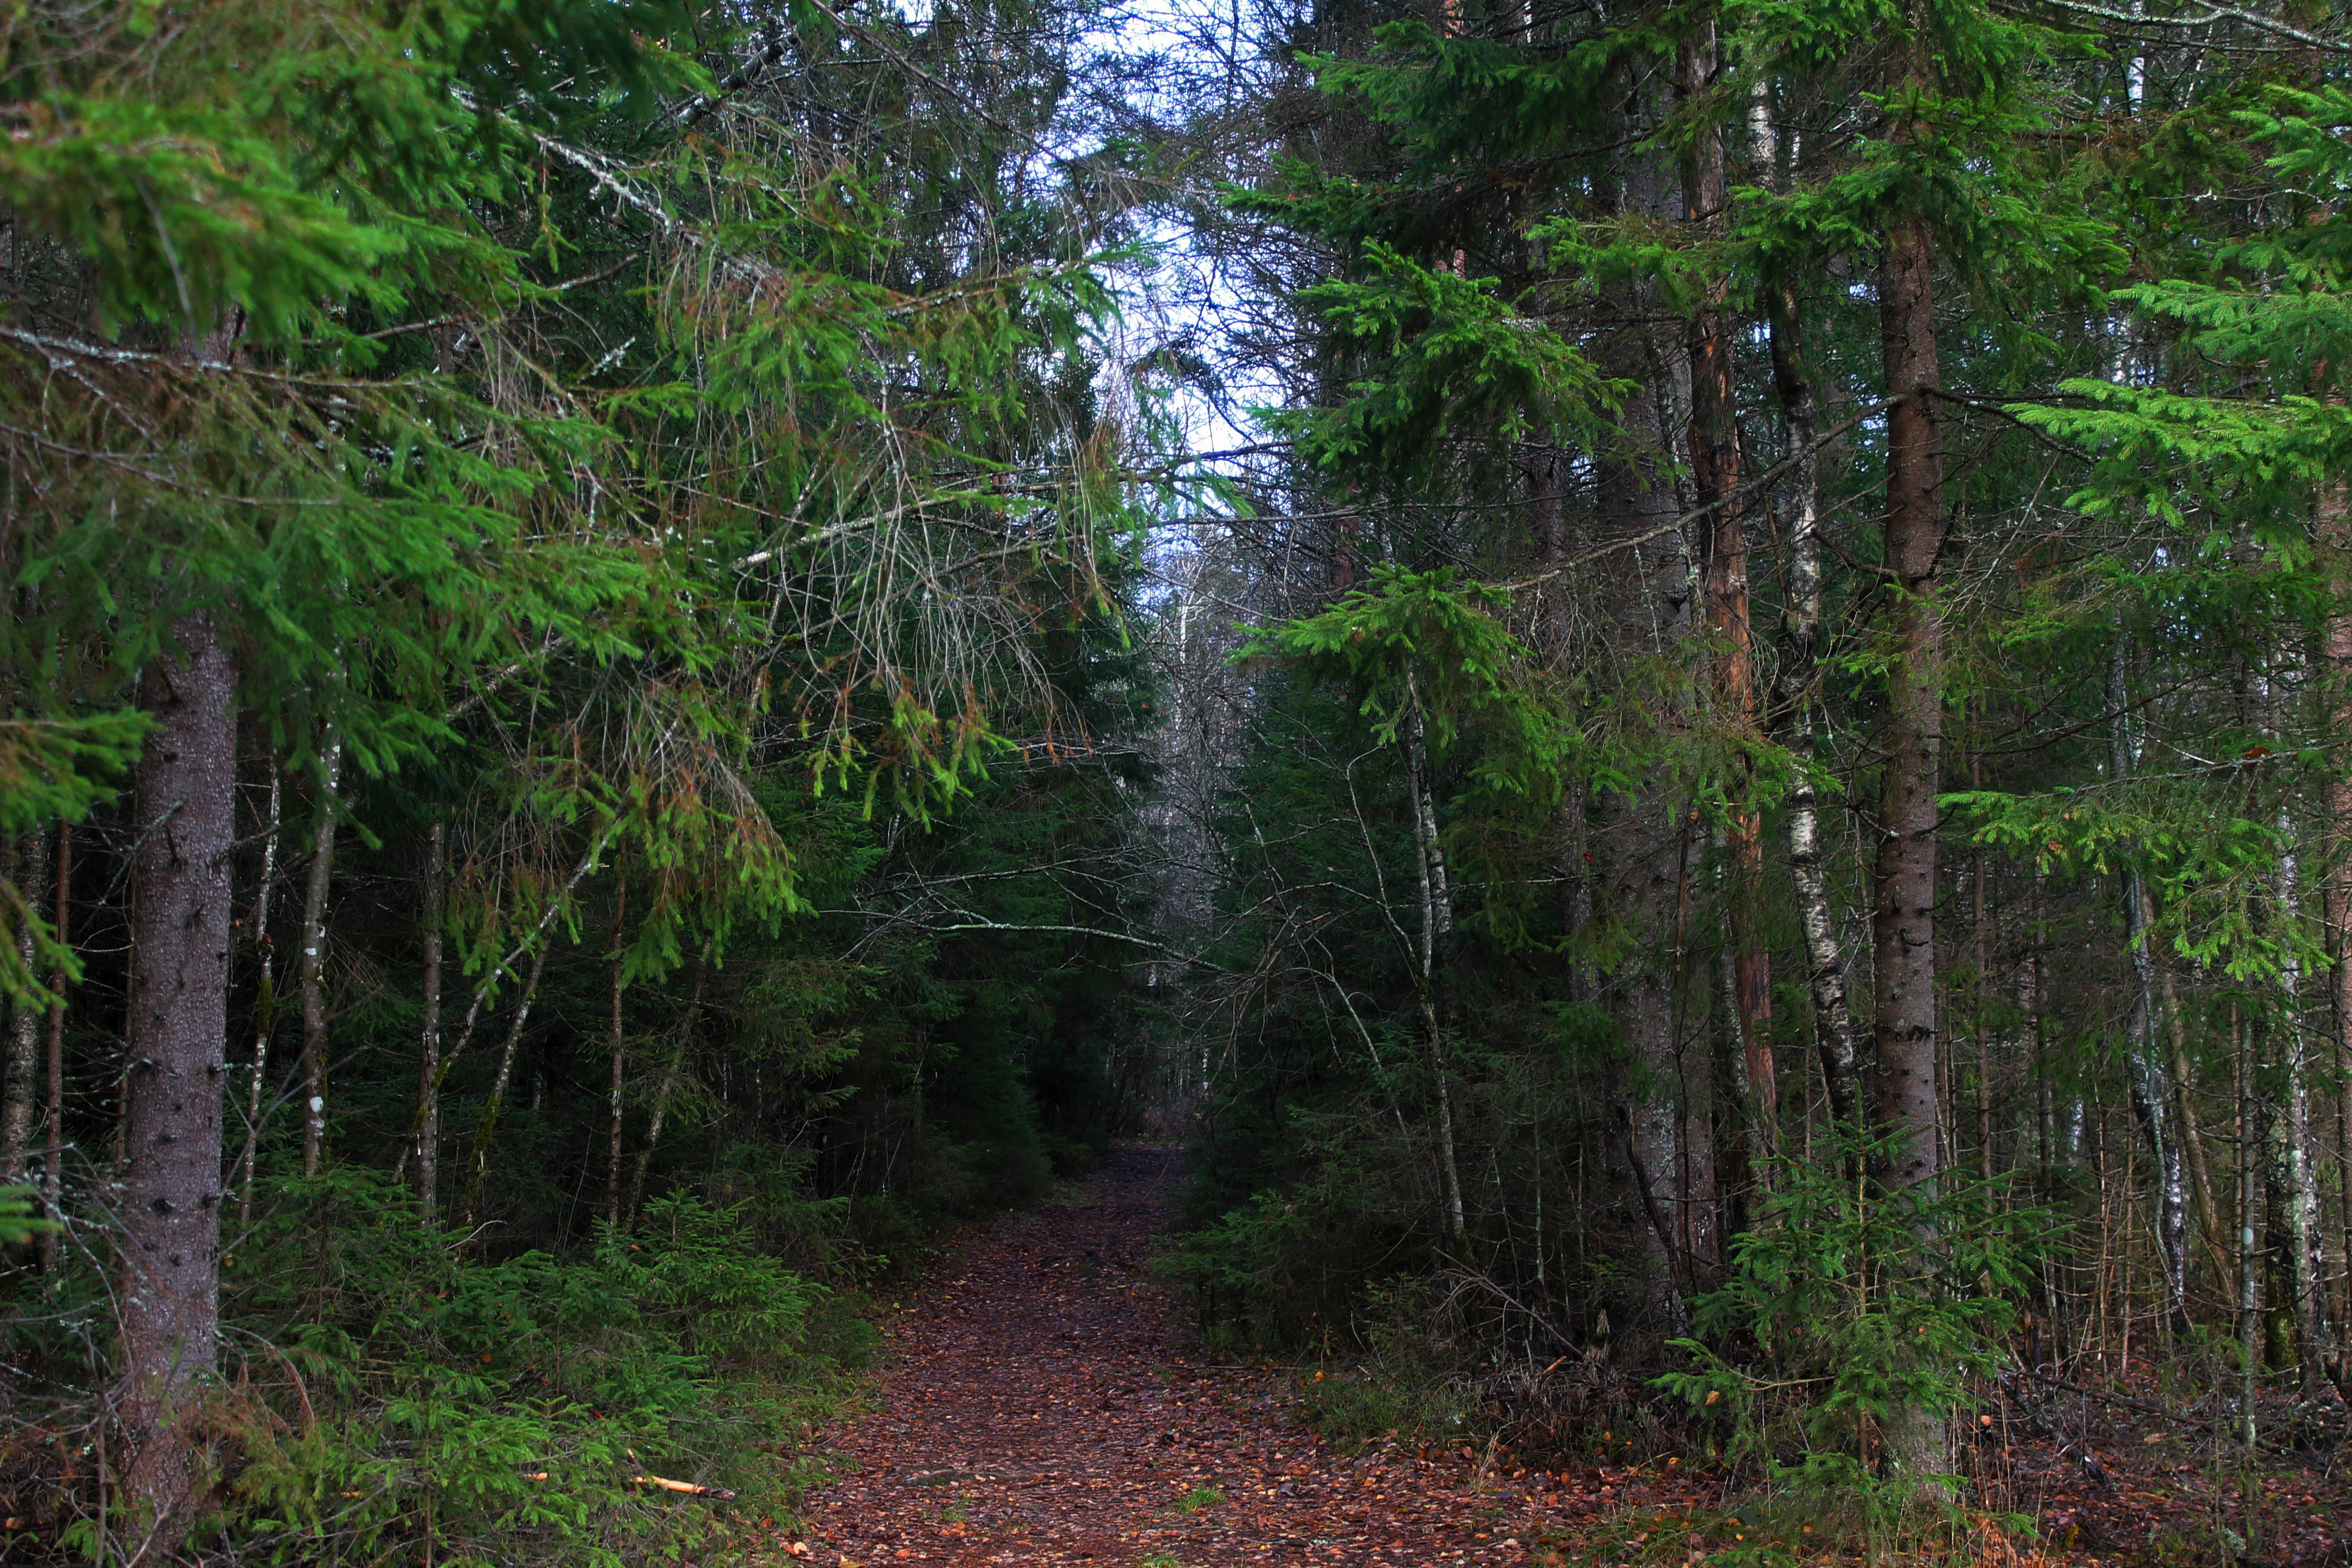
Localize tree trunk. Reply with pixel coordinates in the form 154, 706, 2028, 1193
416, 819, 447, 1224
1593, 289, 1702, 1333
1403, 679, 1466, 1245
1767, 288, 1863, 1135
233, 759, 281, 1231
605, 885, 628, 1227
1716, 933, 1766, 1234
2339, 1037, 2351, 1378
1873, 200, 1948, 1479
2110, 640, 2190, 1333
119, 610, 238, 1534
298, 731, 342, 1178
2238, 1005, 2262, 1455
459, 941, 553, 1232
1972, 807, 1991, 1184
2162, 955, 2227, 1279
405, 832, 608, 1216
1874, 213, 1945, 1186
1681, 10, 1773, 1189
2319, 471, 2352, 1372
4, 825, 51, 1182
2333, 1020, 2352, 1373
41, 821, 68, 1271
2271, 792, 2331, 1382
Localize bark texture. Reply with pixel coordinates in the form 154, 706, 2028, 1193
1768, 290, 1863, 1132
1872, 214, 1945, 1194
1591, 150, 1707, 1326
1873, 199, 1948, 1481
2271, 798, 2331, 1380
2320, 475, 2352, 1375
120, 611, 238, 1531
1681, 15, 1773, 1182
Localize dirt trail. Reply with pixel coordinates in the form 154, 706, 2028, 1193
797, 1144, 1553, 1566
782, 1146, 2352, 1568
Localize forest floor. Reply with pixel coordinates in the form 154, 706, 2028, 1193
777, 1143, 1548, 1566
749, 1146, 2350, 1568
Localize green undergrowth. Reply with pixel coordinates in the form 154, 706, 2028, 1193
1291, 1359, 1480, 1453
1172, 1483, 1224, 1514
7, 1168, 880, 1567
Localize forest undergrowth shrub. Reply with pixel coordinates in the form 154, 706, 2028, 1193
1163, 1141, 1430, 1347
1160, 1181, 1477, 1446
1159, 1187, 1324, 1349
1654, 1127, 2045, 1558
1167, 1148, 1658, 1460
3, 1168, 874, 1566
704, 1141, 862, 1275
1291, 1276, 1489, 1450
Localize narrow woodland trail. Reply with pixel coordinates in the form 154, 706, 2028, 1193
793, 1145, 1554, 1566
777, 1147, 2352, 1568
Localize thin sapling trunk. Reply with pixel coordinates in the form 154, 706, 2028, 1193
40, 822, 67, 1271
605, 885, 627, 1227
3, 825, 50, 1182
234, 759, 281, 1230
298, 730, 342, 1177
416, 819, 447, 1224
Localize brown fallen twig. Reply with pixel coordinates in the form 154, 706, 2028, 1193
624, 1450, 738, 1500
631, 1473, 737, 1499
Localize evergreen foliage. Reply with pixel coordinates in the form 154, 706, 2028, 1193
1140, 0, 2352, 1535
8, 0, 2352, 1554
0, 0, 1166, 1556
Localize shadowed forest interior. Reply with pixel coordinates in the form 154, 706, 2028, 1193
3, 0, 2352, 1562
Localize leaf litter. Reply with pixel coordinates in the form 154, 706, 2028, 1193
741, 1145, 2350, 1567
761, 1146, 1545, 1565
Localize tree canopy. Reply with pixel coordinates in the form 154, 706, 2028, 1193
7, 0, 2352, 1560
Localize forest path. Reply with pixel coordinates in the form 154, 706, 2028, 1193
791, 1144, 1554, 1566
